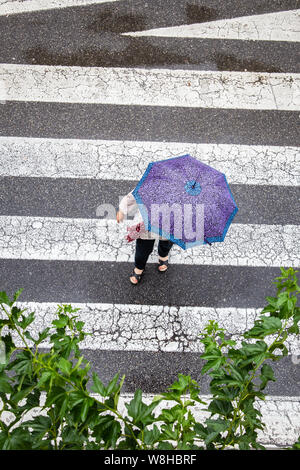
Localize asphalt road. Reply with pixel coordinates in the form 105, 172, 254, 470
0, 0, 299, 404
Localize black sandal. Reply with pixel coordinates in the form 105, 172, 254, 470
158, 258, 169, 272
130, 268, 144, 284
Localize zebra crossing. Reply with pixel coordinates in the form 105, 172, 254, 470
0, 0, 299, 447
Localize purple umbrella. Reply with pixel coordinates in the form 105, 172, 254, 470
132, 154, 238, 250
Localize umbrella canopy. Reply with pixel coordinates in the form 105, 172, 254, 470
132, 154, 238, 250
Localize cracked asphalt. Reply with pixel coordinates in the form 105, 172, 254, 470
0, 1, 299, 430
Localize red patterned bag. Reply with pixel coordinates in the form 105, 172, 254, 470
125, 221, 146, 242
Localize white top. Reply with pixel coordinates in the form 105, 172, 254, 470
118, 191, 167, 241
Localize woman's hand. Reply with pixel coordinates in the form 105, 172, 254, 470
116, 210, 124, 223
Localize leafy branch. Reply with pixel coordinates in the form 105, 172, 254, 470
0, 267, 299, 450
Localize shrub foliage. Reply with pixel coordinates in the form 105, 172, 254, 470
0, 267, 299, 450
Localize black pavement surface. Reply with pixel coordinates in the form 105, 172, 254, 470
0, 0, 299, 72
1, 102, 299, 147
0, 177, 299, 226
1, 259, 298, 308
84, 350, 300, 396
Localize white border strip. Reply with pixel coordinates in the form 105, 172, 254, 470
0, 216, 299, 268
0, 64, 299, 110
0, 0, 118, 16
122, 9, 300, 43
0, 137, 299, 187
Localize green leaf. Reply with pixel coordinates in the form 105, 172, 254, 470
287, 297, 296, 310
204, 430, 222, 446
58, 396, 69, 418
12, 288, 24, 304
23, 415, 52, 438
24, 331, 36, 343
70, 355, 84, 375
24, 389, 41, 409
80, 397, 94, 422
92, 415, 121, 448
106, 372, 120, 396
142, 425, 161, 446
152, 394, 164, 403
60, 426, 86, 450
91, 372, 107, 397
68, 390, 86, 408
0, 291, 13, 306
9, 351, 32, 376
190, 386, 206, 405
201, 357, 224, 375
227, 363, 245, 382
0, 371, 13, 393
194, 422, 208, 440
245, 316, 282, 339
168, 373, 191, 392
126, 389, 157, 428
44, 386, 66, 407
208, 399, 234, 417
259, 364, 276, 390
157, 441, 174, 450
239, 341, 268, 364
0, 427, 32, 450
269, 342, 289, 357
0, 319, 10, 332
17, 311, 35, 330
58, 357, 72, 375
126, 388, 142, 421
277, 292, 289, 307
36, 327, 51, 344
11, 385, 35, 405
159, 390, 182, 403
200, 349, 222, 360
210, 373, 243, 389
157, 405, 184, 425
160, 423, 179, 440
36, 371, 52, 388
137, 402, 157, 427
52, 315, 69, 329
113, 374, 125, 409
238, 435, 251, 450
206, 418, 228, 434
75, 321, 85, 331
265, 296, 278, 307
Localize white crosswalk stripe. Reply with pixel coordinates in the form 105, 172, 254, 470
0, 0, 118, 16
123, 9, 300, 42
0, 137, 299, 186
7, 300, 299, 355
0, 1, 299, 448
0, 216, 299, 267
1, 64, 299, 110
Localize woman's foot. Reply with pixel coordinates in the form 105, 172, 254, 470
130, 267, 144, 284
158, 256, 169, 272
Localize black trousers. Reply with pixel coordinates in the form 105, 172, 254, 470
134, 238, 174, 270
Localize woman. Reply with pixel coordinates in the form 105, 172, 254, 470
116, 191, 174, 284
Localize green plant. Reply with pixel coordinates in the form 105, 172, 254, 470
0, 267, 299, 450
